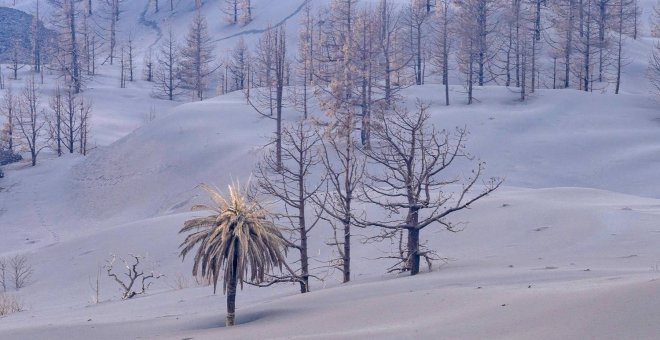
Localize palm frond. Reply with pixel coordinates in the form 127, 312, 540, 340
180, 183, 289, 294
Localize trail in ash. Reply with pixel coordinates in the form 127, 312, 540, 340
30, 171, 60, 246
213, 0, 310, 43
139, 0, 163, 50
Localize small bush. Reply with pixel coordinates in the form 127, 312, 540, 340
167, 273, 190, 290
0, 149, 22, 166
0, 293, 22, 316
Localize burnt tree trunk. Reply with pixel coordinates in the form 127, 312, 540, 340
226, 249, 238, 326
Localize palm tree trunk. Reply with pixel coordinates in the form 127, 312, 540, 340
226, 253, 238, 326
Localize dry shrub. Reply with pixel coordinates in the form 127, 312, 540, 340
0, 293, 22, 316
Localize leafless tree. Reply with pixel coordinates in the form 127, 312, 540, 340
7, 39, 26, 81
46, 85, 92, 155
240, 0, 253, 25
143, 48, 154, 82
222, 0, 240, 24
228, 37, 250, 92
404, 0, 432, 86
47, 84, 64, 156
250, 26, 288, 169
374, 0, 406, 106
0, 87, 17, 154
255, 119, 325, 293
0, 258, 7, 293
153, 28, 182, 100
49, 0, 84, 93
9, 255, 33, 290
315, 111, 366, 283
431, 0, 451, 105
30, 0, 45, 74
454, 0, 500, 103
16, 78, 47, 166
88, 266, 102, 304
105, 254, 163, 300
77, 95, 92, 155
295, 3, 314, 118
119, 44, 127, 88
222, 0, 252, 25
362, 102, 501, 275
127, 35, 135, 82
651, 1, 660, 38
613, 0, 637, 93
180, 10, 216, 101
648, 42, 660, 96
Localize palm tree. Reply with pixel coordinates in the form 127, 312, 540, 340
179, 183, 288, 326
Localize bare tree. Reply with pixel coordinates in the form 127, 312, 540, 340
648, 42, 660, 96
0, 258, 7, 293
143, 48, 154, 82
47, 84, 64, 156
0, 87, 17, 154
255, 119, 324, 293
404, 0, 432, 86
374, 0, 406, 106
180, 10, 216, 101
295, 3, 314, 118
16, 78, 47, 166
31, 0, 45, 74
613, 0, 637, 93
127, 35, 135, 82
119, 44, 127, 88
49, 0, 84, 93
100, 0, 119, 65
228, 37, 250, 92
454, 0, 500, 103
250, 26, 287, 170
431, 0, 451, 105
105, 254, 163, 300
77, 95, 92, 155
7, 39, 26, 81
240, 0, 253, 25
153, 28, 182, 100
222, 0, 240, 24
315, 111, 366, 283
47, 85, 92, 155
651, 1, 660, 38
9, 255, 33, 290
362, 102, 501, 275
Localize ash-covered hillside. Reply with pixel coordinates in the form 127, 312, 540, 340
0, 6, 53, 63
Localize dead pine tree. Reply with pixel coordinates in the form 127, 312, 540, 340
47, 84, 64, 156
179, 10, 216, 101
255, 119, 325, 293
248, 25, 288, 170
362, 102, 502, 275
0, 87, 17, 154
314, 108, 366, 284
49, 0, 84, 93
16, 78, 47, 166
153, 28, 182, 100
